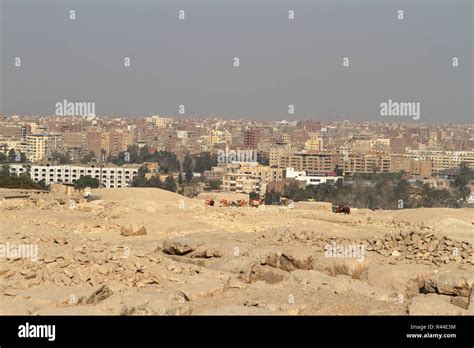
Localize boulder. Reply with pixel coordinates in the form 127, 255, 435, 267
120, 225, 147, 237
423, 270, 474, 297
408, 294, 466, 315
451, 296, 469, 310
162, 238, 199, 255
178, 276, 226, 301
79, 285, 113, 305
208, 256, 260, 283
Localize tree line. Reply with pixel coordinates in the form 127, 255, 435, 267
266, 164, 473, 209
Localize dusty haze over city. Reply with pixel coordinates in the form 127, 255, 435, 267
0, 0, 474, 320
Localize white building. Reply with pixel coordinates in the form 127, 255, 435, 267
29, 164, 139, 188
8, 164, 30, 176
467, 194, 474, 207
286, 167, 343, 186
0, 140, 27, 156
145, 115, 173, 128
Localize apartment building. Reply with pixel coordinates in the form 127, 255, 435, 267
63, 132, 85, 151
269, 146, 293, 167
286, 167, 343, 186
338, 154, 391, 174
0, 140, 27, 156
145, 115, 173, 128
0, 122, 27, 140
26, 134, 50, 162
278, 152, 338, 172
219, 161, 285, 196
390, 155, 432, 178
271, 150, 441, 177
8, 163, 30, 176
280, 133, 290, 144
101, 130, 133, 157
407, 150, 474, 174
237, 163, 284, 182
221, 172, 262, 195
85, 131, 103, 157
208, 129, 232, 144
304, 133, 323, 151
30, 164, 139, 188
243, 129, 260, 149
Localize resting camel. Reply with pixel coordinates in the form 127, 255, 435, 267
332, 204, 350, 215
249, 198, 264, 208
219, 199, 230, 207
205, 199, 215, 207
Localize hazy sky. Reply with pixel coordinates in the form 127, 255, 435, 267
1, 0, 472, 122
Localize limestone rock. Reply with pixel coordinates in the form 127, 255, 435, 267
451, 296, 469, 310
408, 294, 466, 315
79, 285, 113, 304
424, 270, 474, 297
121, 225, 147, 237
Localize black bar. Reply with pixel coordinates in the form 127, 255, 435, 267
0, 316, 472, 346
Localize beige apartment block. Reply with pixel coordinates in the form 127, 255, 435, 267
222, 172, 261, 194
390, 155, 432, 178
145, 115, 173, 128
278, 152, 338, 172
305, 134, 323, 151
26, 134, 50, 162
280, 133, 290, 144
339, 154, 391, 174
85, 131, 103, 157
63, 132, 85, 150
101, 130, 133, 157
0, 140, 27, 155
0, 122, 26, 140
407, 150, 474, 174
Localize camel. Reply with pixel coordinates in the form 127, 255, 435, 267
205, 199, 215, 207
279, 197, 294, 207
237, 200, 248, 207
219, 199, 230, 207
249, 198, 264, 208
332, 203, 350, 214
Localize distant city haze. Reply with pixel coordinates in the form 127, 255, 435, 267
1, 0, 472, 121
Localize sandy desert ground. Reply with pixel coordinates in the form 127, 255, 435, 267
1, 187, 473, 315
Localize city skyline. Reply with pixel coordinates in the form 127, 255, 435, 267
1, 0, 472, 121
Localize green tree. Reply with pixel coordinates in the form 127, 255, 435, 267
183, 154, 193, 183
51, 151, 72, 164
194, 152, 217, 173
207, 179, 221, 190
452, 163, 472, 203
81, 151, 96, 164
146, 175, 162, 188
265, 190, 280, 205
163, 175, 177, 192
249, 191, 259, 200
37, 179, 48, 190
74, 175, 100, 189
132, 166, 148, 187
0, 166, 41, 189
